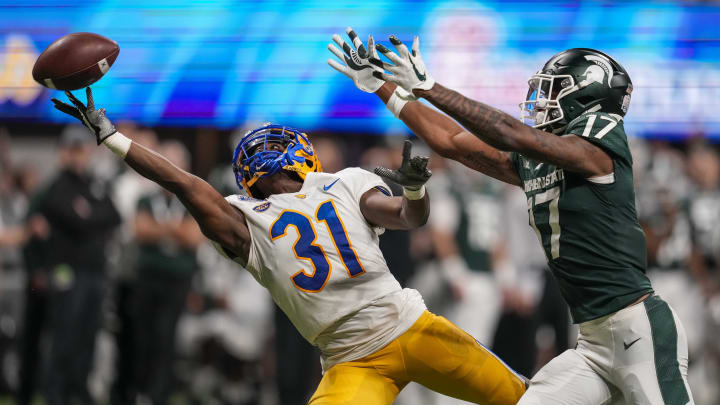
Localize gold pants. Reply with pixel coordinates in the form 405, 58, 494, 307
309, 310, 526, 404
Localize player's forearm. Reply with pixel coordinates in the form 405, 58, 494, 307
415, 83, 529, 152
124, 142, 213, 234
400, 193, 430, 229
377, 83, 522, 187
377, 83, 465, 157
124, 141, 196, 196
121, 140, 249, 259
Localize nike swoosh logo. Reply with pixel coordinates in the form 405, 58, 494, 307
411, 60, 426, 81
624, 337, 641, 350
323, 178, 340, 191
534, 163, 544, 170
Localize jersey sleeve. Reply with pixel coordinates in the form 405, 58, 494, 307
565, 113, 633, 164
208, 195, 264, 282
335, 167, 391, 235
335, 167, 392, 202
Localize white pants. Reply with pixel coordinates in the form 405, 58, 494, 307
518, 295, 694, 405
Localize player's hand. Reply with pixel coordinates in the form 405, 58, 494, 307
375, 140, 431, 191
371, 35, 435, 95
328, 27, 385, 93
51, 87, 117, 145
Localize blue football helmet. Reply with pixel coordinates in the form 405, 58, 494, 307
232, 123, 322, 198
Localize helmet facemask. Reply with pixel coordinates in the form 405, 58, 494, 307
232, 124, 322, 198
519, 73, 576, 133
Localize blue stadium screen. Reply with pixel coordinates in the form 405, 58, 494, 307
1, 0, 719, 137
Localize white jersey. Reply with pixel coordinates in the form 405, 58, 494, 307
221, 168, 426, 370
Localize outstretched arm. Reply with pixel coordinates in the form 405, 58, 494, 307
376, 83, 521, 186
373, 35, 613, 178
326, 28, 521, 186
414, 83, 612, 177
124, 142, 250, 260
52, 88, 251, 264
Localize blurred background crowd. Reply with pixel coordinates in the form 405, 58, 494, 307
0, 123, 719, 405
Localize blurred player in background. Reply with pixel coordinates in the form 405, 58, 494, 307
330, 27, 694, 404
426, 166, 506, 348
26, 127, 121, 405
50, 88, 526, 404
131, 140, 204, 405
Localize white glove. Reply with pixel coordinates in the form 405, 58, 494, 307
372, 35, 435, 94
327, 27, 384, 93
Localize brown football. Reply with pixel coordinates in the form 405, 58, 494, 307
32, 32, 119, 91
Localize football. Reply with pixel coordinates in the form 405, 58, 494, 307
32, 32, 119, 91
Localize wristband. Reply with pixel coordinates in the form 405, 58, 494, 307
102, 131, 132, 159
385, 87, 416, 118
403, 185, 425, 200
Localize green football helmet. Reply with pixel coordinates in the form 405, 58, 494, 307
520, 48, 633, 133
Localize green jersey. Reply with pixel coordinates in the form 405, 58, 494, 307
449, 181, 504, 272
136, 193, 198, 278
510, 112, 653, 323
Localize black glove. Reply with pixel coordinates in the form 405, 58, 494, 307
51, 87, 117, 145
374, 140, 432, 191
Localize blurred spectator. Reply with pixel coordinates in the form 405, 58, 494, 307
176, 242, 273, 404
0, 133, 44, 398
685, 143, 720, 298
426, 162, 506, 346
108, 125, 158, 405
492, 186, 569, 377
684, 142, 720, 404
208, 122, 262, 197
30, 126, 121, 405
638, 141, 707, 355
398, 158, 507, 405
313, 136, 346, 174
14, 168, 52, 405
130, 141, 204, 405
359, 140, 417, 287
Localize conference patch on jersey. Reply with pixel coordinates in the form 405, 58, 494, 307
253, 201, 271, 212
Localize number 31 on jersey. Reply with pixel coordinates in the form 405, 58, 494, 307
270, 199, 365, 292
